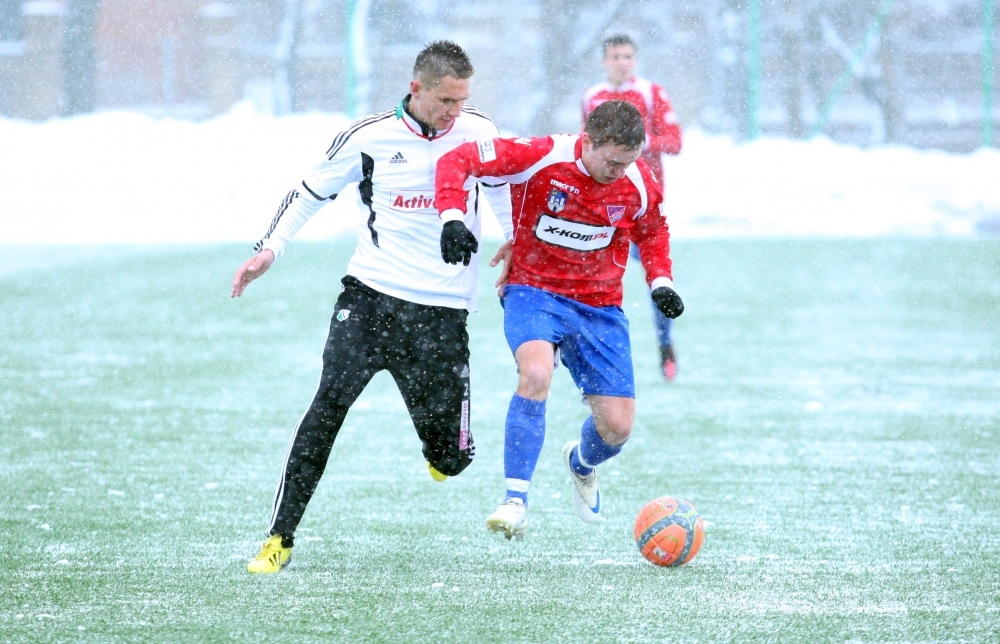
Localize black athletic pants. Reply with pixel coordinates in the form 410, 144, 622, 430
267, 276, 474, 545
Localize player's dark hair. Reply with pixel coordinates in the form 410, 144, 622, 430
584, 100, 645, 151
413, 40, 474, 86
603, 34, 637, 55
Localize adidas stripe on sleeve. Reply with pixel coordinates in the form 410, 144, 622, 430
255, 115, 383, 257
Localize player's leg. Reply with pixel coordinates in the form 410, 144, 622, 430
485, 339, 553, 539
504, 338, 556, 500
570, 394, 634, 469
388, 300, 474, 480
499, 286, 570, 503
558, 301, 636, 523
486, 286, 570, 538
652, 302, 676, 381
630, 242, 674, 379
249, 278, 382, 572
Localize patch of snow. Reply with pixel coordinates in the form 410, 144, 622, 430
1, 109, 997, 248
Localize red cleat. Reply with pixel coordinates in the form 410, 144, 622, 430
660, 345, 677, 381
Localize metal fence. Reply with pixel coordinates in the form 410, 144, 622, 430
0, 0, 996, 150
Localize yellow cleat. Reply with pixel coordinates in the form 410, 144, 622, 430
247, 535, 291, 574
427, 461, 448, 482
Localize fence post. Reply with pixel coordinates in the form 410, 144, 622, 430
21, 1, 62, 120
747, 0, 762, 139
345, 0, 371, 119
984, 0, 995, 147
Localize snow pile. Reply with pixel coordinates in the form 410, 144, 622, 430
1, 104, 997, 245
664, 131, 1000, 238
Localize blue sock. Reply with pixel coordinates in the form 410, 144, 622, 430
503, 394, 546, 505
570, 415, 625, 476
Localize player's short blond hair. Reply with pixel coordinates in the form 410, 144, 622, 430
413, 40, 474, 86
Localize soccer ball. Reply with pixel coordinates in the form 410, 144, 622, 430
633, 496, 705, 567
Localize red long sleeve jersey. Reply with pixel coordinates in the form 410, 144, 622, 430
582, 78, 682, 182
436, 134, 672, 308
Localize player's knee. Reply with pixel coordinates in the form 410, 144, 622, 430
597, 416, 633, 445
517, 364, 553, 399
427, 451, 472, 477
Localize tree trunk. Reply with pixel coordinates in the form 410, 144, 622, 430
61, 0, 100, 115
782, 0, 804, 137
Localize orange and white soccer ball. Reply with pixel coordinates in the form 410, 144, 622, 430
634, 496, 705, 567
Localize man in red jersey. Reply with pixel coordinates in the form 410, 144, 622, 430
582, 33, 683, 380
582, 34, 682, 183
435, 101, 684, 538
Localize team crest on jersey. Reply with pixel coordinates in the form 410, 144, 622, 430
547, 189, 568, 213
336, 309, 350, 322
607, 205, 626, 225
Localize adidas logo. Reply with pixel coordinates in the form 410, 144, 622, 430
389, 152, 407, 164
459, 364, 470, 378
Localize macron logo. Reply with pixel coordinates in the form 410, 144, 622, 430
549, 178, 580, 195
389, 152, 407, 164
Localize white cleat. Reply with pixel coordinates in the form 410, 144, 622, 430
563, 441, 602, 524
485, 497, 528, 540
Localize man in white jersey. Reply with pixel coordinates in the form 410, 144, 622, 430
231, 41, 512, 574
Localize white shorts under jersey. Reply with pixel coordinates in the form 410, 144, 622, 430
255, 99, 513, 311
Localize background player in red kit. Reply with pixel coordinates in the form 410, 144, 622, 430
583, 33, 683, 380
435, 101, 684, 538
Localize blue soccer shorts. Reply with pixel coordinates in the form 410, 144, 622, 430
502, 284, 635, 398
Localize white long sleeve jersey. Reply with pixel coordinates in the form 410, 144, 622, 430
255, 99, 513, 311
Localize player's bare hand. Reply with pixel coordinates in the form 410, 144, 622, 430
231, 249, 274, 298
490, 240, 513, 297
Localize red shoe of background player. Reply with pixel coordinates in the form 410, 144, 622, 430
660, 345, 677, 381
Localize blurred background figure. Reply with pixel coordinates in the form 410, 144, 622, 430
583, 34, 683, 381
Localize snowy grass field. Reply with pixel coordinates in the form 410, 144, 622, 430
2, 238, 999, 642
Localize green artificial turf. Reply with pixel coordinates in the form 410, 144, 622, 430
1, 239, 998, 643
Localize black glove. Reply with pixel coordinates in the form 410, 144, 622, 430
651, 286, 684, 319
440, 220, 479, 266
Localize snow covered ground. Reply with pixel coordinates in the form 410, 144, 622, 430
1, 103, 998, 246
3, 105, 999, 642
